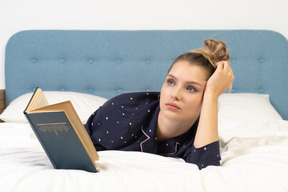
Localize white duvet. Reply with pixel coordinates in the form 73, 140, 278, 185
1, 119, 288, 192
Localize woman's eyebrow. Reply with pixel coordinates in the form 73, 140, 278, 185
167, 74, 204, 87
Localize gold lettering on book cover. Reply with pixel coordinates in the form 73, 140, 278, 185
37, 123, 69, 136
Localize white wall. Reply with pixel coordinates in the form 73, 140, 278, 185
1, 0, 287, 89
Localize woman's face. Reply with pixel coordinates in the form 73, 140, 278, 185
159, 61, 209, 124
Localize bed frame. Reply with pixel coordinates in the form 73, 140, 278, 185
4, 30, 288, 119
0, 90, 4, 116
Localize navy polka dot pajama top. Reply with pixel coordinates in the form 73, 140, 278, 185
85, 92, 221, 169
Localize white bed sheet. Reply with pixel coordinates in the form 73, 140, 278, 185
1, 119, 288, 192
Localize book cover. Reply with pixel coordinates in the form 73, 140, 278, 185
24, 88, 99, 172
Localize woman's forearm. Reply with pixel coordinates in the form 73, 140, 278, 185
193, 91, 219, 148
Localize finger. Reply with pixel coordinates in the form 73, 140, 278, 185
222, 61, 230, 71
221, 61, 232, 74
215, 61, 228, 70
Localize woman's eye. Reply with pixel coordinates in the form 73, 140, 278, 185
187, 86, 196, 92
167, 79, 175, 86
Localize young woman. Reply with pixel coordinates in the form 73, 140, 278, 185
85, 39, 234, 169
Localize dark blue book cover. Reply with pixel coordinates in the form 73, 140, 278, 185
24, 88, 98, 172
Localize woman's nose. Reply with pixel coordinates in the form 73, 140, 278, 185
171, 87, 182, 101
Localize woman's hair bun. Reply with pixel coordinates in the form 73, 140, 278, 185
192, 39, 230, 67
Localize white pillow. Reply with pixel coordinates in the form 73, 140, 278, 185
218, 93, 283, 121
0, 91, 108, 124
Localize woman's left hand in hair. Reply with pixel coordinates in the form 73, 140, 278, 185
205, 60, 234, 98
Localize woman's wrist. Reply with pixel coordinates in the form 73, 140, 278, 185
203, 89, 220, 102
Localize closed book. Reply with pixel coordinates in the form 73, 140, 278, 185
24, 88, 99, 172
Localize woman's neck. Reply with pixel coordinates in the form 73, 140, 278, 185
156, 111, 196, 142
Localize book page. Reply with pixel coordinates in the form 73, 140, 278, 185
27, 88, 49, 111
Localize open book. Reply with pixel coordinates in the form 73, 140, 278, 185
24, 88, 99, 172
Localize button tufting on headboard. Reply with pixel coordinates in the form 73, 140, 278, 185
59, 59, 65, 63
259, 88, 265, 93
230, 58, 237, 64
146, 59, 151, 63
31, 58, 37, 63
4, 30, 288, 119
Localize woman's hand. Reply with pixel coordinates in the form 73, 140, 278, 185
205, 60, 234, 98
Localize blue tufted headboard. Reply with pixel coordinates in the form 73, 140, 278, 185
5, 30, 288, 119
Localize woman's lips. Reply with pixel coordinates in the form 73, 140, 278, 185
166, 102, 181, 111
